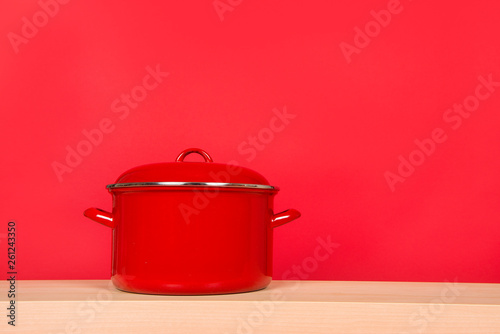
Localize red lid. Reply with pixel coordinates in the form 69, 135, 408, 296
107, 148, 275, 190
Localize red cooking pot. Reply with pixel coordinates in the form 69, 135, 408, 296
84, 148, 300, 295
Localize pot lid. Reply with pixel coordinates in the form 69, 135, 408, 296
107, 148, 276, 190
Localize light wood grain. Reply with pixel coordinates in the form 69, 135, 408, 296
1, 280, 499, 333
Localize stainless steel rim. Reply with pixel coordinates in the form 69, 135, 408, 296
106, 182, 276, 190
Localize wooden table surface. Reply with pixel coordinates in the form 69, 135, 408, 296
1, 280, 499, 333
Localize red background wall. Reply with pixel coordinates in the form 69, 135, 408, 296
1, 0, 499, 282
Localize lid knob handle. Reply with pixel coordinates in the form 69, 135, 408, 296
176, 148, 213, 163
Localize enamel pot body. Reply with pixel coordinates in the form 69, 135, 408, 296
84, 148, 300, 295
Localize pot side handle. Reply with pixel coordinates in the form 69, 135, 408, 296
84, 208, 115, 228
271, 209, 301, 228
